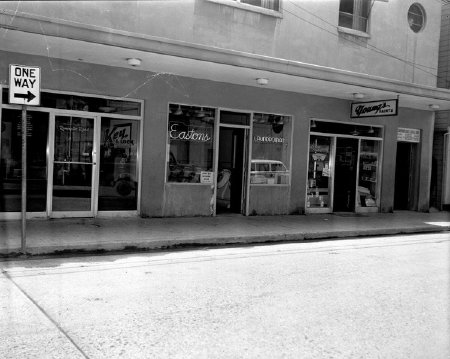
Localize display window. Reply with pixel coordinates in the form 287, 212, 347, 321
308, 119, 383, 213
98, 118, 140, 210
167, 104, 215, 183
357, 140, 379, 208
251, 113, 291, 185
307, 135, 332, 208
0, 109, 48, 212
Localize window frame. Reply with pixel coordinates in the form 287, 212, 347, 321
166, 103, 216, 185
250, 113, 292, 186
206, 0, 282, 18
0, 85, 144, 219
307, 118, 384, 214
338, 0, 371, 35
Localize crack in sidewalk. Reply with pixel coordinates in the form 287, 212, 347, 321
1, 269, 91, 359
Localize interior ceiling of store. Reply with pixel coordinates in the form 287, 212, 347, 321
2, 29, 450, 111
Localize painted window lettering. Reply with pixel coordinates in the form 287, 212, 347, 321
169, 123, 211, 142
167, 105, 215, 184
253, 135, 285, 143
104, 124, 135, 146
58, 125, 90, 132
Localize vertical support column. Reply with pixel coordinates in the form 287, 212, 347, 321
443, 130, 450, 209
21, 105, 27, 254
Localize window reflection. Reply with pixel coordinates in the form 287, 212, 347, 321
52, 116, 94, 211
311, 120, 382, 138
307, 136, 331, 208
251, 113, 291, 185
99, 118, 139, 210
1, 89, 141, 116
0, 110, 48, 212
54, 116, 93, 163
357, 140, 379, 207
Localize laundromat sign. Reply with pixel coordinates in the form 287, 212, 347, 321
397, 127, 420, 143
351, 99, 398, 118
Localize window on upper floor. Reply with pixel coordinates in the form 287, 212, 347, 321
338, 0, 370, 33
234, 0, 280, 11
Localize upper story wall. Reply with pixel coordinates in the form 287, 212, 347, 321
438, 2, 450, 89
1, 0, 441, 87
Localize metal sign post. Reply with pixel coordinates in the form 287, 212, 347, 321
9, 64, 41, 255
21, 105, 27, 254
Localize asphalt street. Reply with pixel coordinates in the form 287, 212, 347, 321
1, 233, 449, 359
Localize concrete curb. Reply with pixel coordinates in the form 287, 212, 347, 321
2, 225, 448, 257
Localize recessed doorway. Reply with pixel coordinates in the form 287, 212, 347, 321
333, 137, 359, 212
216, 111, 250, 215
394, 142, 418, 210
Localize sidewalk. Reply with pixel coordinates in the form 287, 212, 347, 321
1, 211, 450, 256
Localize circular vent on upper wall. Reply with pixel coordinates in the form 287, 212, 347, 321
408, 3, 426, 33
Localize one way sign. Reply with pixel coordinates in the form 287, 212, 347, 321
9, 64, 41, 106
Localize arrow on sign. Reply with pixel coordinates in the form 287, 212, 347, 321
14, 91, 36, 103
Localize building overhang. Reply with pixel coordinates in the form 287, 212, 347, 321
1, 9, 450, 111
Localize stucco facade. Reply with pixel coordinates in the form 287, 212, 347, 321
0, 0, 441, 85
0, 0, 449, 219
434, 1, 450, 210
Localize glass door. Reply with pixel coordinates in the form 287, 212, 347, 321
50, 115, 96, 217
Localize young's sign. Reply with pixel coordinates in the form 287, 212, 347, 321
351, 99, 398, 118
9, 64, 41, 106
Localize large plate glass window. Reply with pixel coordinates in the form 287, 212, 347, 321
1, 109, 48, 212
251, 113, 291, 185
307, 135, 332, 208
357, 140, 379, 208
98, 118, 140, 210
167, 104, 215, 183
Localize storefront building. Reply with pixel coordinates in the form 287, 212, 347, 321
0, 56, 442, 219
1, 88, 143, 219
434, 1, 450, 211
1, 1, 450, 219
